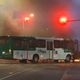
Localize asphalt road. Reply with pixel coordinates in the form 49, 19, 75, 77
0, 63, 80, 80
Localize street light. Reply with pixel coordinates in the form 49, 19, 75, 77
30, 13, 34, 17
24, 17, 30, 22
22, 13, 34, 36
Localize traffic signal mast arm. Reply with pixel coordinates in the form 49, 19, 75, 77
59, 16, 80, 24
68, 19, 80, 22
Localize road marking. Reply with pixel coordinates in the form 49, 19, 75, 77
0, 68, 37, 80
60, 67, 71, 80
0, 71, 26, 80
9, 72, 13, 75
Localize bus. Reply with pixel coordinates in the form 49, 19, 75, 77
0, 36, 73, 63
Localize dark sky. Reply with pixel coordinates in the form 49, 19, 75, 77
0, 0, 80, 40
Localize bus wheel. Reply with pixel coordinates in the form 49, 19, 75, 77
33, 54, 39, 63
65, 55, 71, 63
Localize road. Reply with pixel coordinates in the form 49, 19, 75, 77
0, 63, 80, 80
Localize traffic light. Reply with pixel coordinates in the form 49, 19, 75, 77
59, 16, 68, 24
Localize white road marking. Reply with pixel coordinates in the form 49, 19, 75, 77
0, 68, 39, 80
60, 68, 70, 80
9, 72, 13, 75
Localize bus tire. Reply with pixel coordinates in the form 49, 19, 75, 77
32, 54, 39, 63
65, 55, 71, 63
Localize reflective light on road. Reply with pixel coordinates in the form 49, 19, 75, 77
74, 59, 80, 62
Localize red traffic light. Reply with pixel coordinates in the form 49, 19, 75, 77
59, 16, 68, 24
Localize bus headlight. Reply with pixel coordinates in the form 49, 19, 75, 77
9, 49, 12, 53
2, 51, 5, 54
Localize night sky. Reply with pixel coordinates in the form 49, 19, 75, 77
0, 0, 80, 40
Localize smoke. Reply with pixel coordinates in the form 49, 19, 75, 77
68, 0, 80, 40
0, 0, 80, 39
0, 0, 29, 36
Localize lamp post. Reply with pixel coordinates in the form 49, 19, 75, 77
22, 13, 34, 36
22, 17, 30, 36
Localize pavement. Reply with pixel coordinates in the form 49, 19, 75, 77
0, 59, 19, 64
0, 63, 80, 80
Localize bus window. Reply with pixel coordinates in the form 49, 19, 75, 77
0, 38, 8, 46
13, 39, 24, 49
47, 41, 53, 50
13, 38, 36, 50
28, 40, 36, 49
54, 39, 74, 50
62, 40, 74, 50
36, 39, 46, 48
23, 39, 36, 50
54, 40, 63, 48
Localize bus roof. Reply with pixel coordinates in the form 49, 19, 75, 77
0, 36, 35, 40
0, 36, 72, 41
35, 37, 64, 40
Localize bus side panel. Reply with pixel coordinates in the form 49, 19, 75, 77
54, 49, 65, 60
41, 50, 54, 60
53, 48, 72, 60
13, 50, 28, 59
27, 51, 36, 60
36, 48, 51, 60
27, 50, 52, 60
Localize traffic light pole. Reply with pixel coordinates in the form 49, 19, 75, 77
68, 19, 80, 22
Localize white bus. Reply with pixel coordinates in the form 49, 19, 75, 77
0, 36, 73, 63
13, 37, 73, 63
